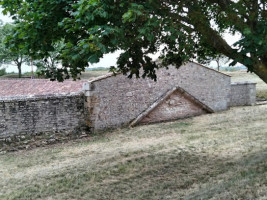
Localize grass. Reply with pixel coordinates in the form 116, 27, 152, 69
0, 70, 109, 80
0, 72, 40, 79
0, 105, 267, 200
80, 70, 109, 80
0, 70, 266, 199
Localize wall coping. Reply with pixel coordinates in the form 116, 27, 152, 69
231, 81, 257, 86
0, 92, 84, 102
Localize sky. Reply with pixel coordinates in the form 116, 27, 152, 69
0, 8, 12, 23
0, 8, 240, 73
0, 8, 121, 72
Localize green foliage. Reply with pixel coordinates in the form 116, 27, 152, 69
1, 0, 267, 82
0, 68, 6, 76
22, 71, 38, 77
0, 23, 29, 78
33, 42, 65, 80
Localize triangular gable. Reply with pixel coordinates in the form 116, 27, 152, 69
130, 86, 214, 126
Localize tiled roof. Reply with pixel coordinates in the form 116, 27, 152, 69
0, 79, 85, 98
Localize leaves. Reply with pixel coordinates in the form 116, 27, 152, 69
1, 0, 267, 81
0, 23, 30, 77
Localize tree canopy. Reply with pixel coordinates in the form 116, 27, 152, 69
0, 22, 29, 78
1, 0, 267, 82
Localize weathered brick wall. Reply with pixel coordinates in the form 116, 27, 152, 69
0, 94, 85, 139
85, 62, 231, 131
139, 89, 208, 124
230, 82, 256, 106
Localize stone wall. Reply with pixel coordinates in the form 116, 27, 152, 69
230, 82, 256, 106
0, 64, 257, 139
84, 62, 231, 131
0, 94, 85, 139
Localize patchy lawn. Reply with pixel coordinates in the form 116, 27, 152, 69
0, 104, 266, 200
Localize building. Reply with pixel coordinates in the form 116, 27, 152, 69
0, 62, 256, 139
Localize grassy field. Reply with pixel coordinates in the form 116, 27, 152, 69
0, 70, 109, 80
80, 70, 109, 80
1, 104, 267, 199
0, 70, 267, 200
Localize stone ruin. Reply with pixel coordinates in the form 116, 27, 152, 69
0, 62, 256, 139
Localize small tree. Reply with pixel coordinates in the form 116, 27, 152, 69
0, 23, 29, 78
214, 55, 229, 72
198, 53, 229, 72
33, 42, 66, 81
0, 67, 6, 76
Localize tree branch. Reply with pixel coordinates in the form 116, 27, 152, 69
187, 3, 252, 66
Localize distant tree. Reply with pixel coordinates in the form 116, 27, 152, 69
1, 1, 267, 82
0, 23, 29, 78
0, 67, 6, 76
198, 53, 229, 71
33, 42, 65, 81
213, 55, 230, 72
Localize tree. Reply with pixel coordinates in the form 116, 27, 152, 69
1, 1, 267, 82
213, 55, 230, 72
33, 42, 65, 81
198, 53, 229, 71
0, 23, 29, 78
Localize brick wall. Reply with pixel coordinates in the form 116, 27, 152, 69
85, 62, 231, 131
0, 94, 85, 139
230, 82, 256, 106
139, 89, 208, 124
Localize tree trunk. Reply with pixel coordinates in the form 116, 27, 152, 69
253, 62, 267, 84
18, 63, 22, 78
216, 60, 220, 71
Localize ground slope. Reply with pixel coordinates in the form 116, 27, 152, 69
0, 104, 266, 200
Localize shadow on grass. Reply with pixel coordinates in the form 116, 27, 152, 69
2, 147, 266, 200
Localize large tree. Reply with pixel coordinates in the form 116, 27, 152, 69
0, 22, 29, 78
1, 0, 267, 82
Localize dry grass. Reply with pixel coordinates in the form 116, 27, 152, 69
0, 70, 266, 199
0, 104, 267, 200
80, 70, 109, 80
